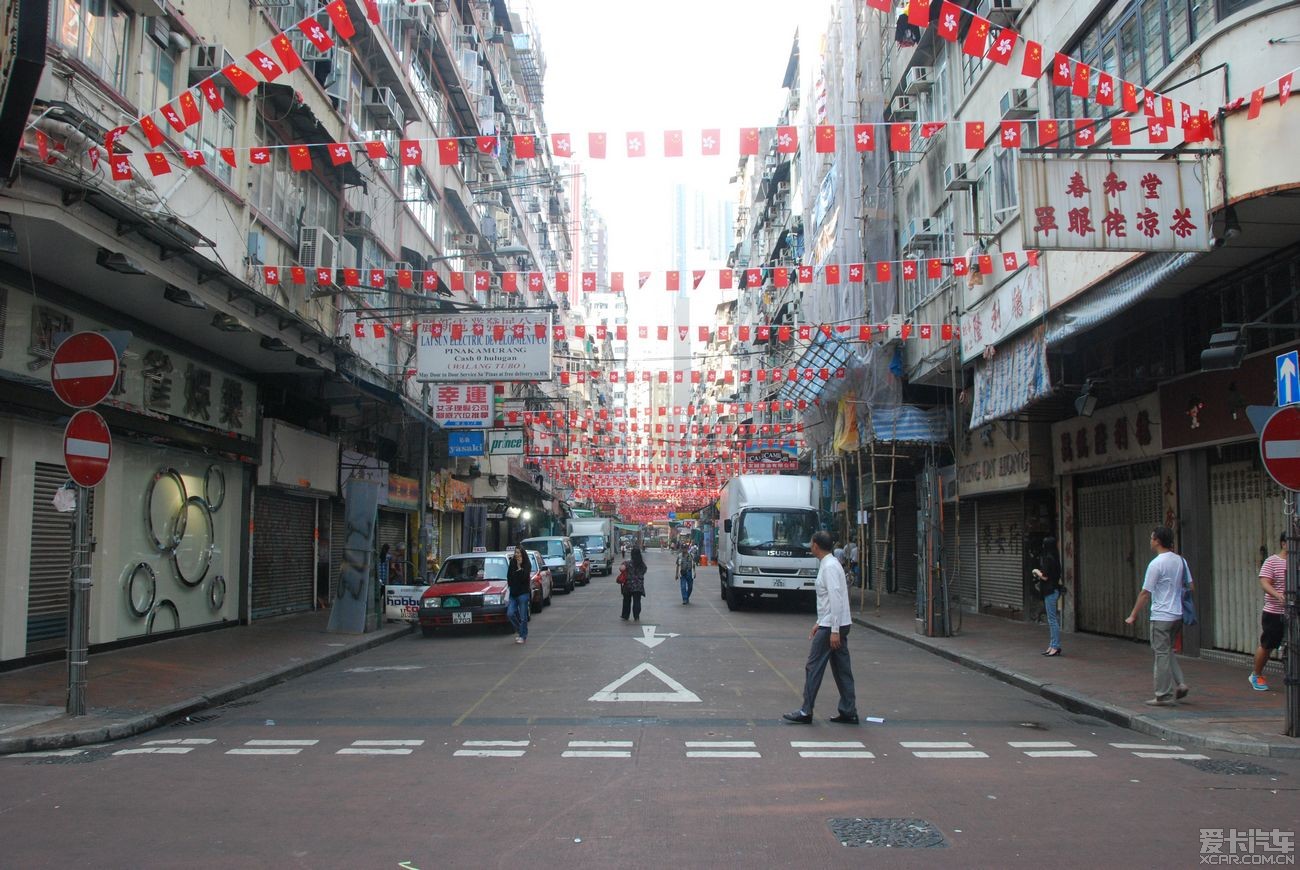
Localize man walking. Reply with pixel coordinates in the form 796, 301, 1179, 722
1249, 532, 1287, 691
1125, 526, 1192, 706
784, 531, 858, 725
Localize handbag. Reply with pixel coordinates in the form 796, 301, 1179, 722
1179, 558, 1197, 627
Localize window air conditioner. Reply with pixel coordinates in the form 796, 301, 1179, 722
188, 44, 231, 85
364, 87, 403, 131
989, 0, 1024, 24
904, 66, 934, 95
299, 226, 338, 272
1000, 88, 1037, 120
889, 95, 918, 121
944, 162, 976, 191
344, 210, 373, 233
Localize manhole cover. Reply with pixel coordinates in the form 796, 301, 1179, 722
1181, 759, 1283, 777
828, 818, 947, 848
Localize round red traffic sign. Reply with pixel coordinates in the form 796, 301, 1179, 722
51, 332, 119, 409
1260, 405, 1300, 491
63, 410, 112, 488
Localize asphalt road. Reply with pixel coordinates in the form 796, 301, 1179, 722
3, 549, 1297, 869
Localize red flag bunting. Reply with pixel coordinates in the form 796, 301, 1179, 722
139, 115, 165, 148
222, 64, 259, 97
436, 138, 457, 165
145, 152, 171, 175
179, 90, 202, 126
325, 0, 356, 40
551, 133, 572, 157
297, 17, 335, 53
853, 124, 875, 151
588, 132, 607, 159
288, 145, 312, 172
889, 123, 911, 152
936, 1, 962, 40
664, 130, 683, 157
701, 129, 720, 156
514, 134, 536, 158
1022, 41, 1043, 78
246, 49, 284, 82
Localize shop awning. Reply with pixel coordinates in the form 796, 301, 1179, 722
1047, 251, 1202, 347
868, 405, 951, 443
778, 334, 854, 405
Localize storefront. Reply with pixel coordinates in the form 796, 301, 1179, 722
1054, 392, 1173, 640
0, 283, 256, 664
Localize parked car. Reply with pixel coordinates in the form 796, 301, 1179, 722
419, 552, 516, 637
521, 536, 576, 593
573, 546, 591, 586
527, 550, 553, 611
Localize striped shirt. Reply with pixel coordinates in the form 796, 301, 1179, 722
1260, 555, 1286, 615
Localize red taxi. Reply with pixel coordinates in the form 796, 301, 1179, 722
419, 551, 550, 637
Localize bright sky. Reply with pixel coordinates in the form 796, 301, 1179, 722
527, 0, 822, 330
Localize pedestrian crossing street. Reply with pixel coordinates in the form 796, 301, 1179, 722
6, 737, 1211, 762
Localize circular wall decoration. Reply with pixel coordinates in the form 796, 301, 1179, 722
146, 599, 180, 635
203, 464, 226, 512
145, 468, 188, 553
208, 574, 227, 612
172, 496, 214, 588
126, 562, 157, 618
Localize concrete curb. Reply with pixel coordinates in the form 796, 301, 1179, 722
0, 623, 414, 756
854, 615, 1300, 761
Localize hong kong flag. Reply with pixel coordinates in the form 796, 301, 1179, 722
815, 125, 836, 153
889, 123, 911, 151
964, 120, 986, 150
853, 124, 875, 151
353, 323, 365, 339
249, 147, 271, 165
328, 143, 353, 165
1021, 41, 1043, 78
246, 49, 284, 82
326, 0, 356, 39
588, 132, 607, 159
513, 134, 536, 158
701, 128, 721, 155
297, 17, 336, 53
952, 257, 969, 276
936, 1, 962, 41
160, 102, 187, 133
1052, 53, 1072, 87
798, 264, 814, 283
145, 153, 171, 176
437, 138, 458, 165
199, 81, 224, 112
986, 27, 1017, 65
551, 133, 572, 157
222, 63, 259, 97
1095, 72, 1115, 107
693, 270, 706, 290
400, 140, 423, 166
740, 128, 760, 155
272, 32, 304, 72
180, 149, 205, 167
422, 272, 438, 293
745, 268, 762, 287
775, 125, 798, 153
316, 267, 333, 285
664, 130, 683, 157
1000, 121, 1021, 148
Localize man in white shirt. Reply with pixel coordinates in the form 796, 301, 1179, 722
784, 530, 858, 725
1125, 525, 1193, 706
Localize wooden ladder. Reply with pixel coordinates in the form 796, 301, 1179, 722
867, 411, 904, 612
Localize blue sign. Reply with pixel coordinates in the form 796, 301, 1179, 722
448, 430, 484, 457
668, 512, 676, 521
1279, 351, 1300, 406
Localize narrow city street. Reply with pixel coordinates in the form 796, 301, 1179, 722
3, 551, 1296, 869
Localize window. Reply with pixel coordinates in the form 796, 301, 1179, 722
51, 0, 129, 93
403, 169, 441, 244
181, 89, 236, 186
250, 116, 338, 239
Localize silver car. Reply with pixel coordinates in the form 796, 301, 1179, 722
521, 536, 576, 593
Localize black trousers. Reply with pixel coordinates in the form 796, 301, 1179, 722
621, 592, 643, 619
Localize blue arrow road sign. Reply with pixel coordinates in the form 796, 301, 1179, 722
1278, 351, 1300, 406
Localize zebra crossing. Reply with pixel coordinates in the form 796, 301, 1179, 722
7, 735, 1226, 764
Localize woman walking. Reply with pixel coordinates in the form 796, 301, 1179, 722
1034, 537, 1063, 656
619, 547, 648, 621
506, 544, 532, 644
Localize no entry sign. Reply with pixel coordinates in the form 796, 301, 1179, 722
64, 410, 112, 488
1260, 406, 1300, 491
51, 332, 120, 409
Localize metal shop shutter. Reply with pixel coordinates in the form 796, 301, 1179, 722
893, 488, 919, 594
976, 494, 1024, 613
26, 462, 94, 654
251, 488, 316, 619
1209, 456, 1286, 654
377, 508, 409, 580
943, 500, 978, 608
329, 499, 345, 599
1075, 462, 1161, 640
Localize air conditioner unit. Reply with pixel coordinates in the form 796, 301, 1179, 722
339, 238, 360, 272
298, 226, 338, 272
776, 181, 790, 195
246, 231, 267, 266
904, 66, 934, 95
394, 261, 412, 274
344, 210, 373, 233
188, 44, 231, 84
146, 16, 171, 50
890, 95, 918, 121
989, 0, 1023, 24
883, 314, 907, 343
364, 86, 403, 130
944, 162, 976, 191
900, 217, 940, 250
1000, 88, 1037, 120
460, 24, 480, 47
398, 3, 432, 26
489, 26, 507, 44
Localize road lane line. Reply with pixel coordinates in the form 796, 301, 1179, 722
1132, 752, 1209, 760
1007, 741, 1076, 748
911, 751, 989, 758
685, 741, 756, 748
350, 740, 424, 747
462, 740, 529, 747
6, 749, 88, 758
567, 741, 634, 748
242, 740, 318, 746
1024, 750, 1097, 758
798, 751, 875, 758
142, 738, 216, 746
226, 748, 304, 755
113, 747, 194, 755
337, 748, 414, 755
452, 592, 599, 727
562, 750, 631, 758
1110, 743, 1185, 750
900, 741, 974, 748
791, 741, 866, 748
453, 749, 527, 758
686, 751, 762, 758
708, 599, 803, 700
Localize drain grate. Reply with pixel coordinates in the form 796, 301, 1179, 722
170, 712, 220, 727
828, 818, 947, 848
1181, 759, 1284, 777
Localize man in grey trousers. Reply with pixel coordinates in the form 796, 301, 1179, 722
784, 530, 858, 724
1125, 525, 1192, 706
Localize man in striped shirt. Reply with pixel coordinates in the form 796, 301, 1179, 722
1250, 532, 1288, 692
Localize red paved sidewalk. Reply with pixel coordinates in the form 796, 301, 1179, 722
853, 592, 1298, 758
0, 612, 411, 754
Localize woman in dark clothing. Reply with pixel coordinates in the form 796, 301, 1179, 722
1034, 537, 1063, 656
620, 547, 648, 621
506, 544, 533, 644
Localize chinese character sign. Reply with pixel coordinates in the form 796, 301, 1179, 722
431, 383, 493, 428
1020, 158, 1210, 253
417, 312, 553, 382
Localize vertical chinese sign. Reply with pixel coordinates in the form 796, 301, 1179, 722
1019, 158, 1211, 253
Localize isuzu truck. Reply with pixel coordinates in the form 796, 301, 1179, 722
717, 474, 821, 610
566, 516, 615, 576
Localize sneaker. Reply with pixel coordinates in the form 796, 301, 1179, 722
516, 636, 525, 644
1143, 698, 1176, 707
1249, 673, 1270, 692
1175, 685, 1189, 700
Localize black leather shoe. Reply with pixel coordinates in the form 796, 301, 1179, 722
828, 713, 860, 725
782, 710, 813, 724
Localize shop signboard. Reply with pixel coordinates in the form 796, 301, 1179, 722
416, 312, 553, 382
448, 430, 484, 457
431, 384, 492, 428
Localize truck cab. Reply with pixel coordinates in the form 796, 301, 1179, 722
717, 475, 821, 610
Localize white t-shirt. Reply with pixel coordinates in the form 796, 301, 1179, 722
1143, 550, 1191, 622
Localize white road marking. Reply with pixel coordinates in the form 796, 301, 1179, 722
567, 741, 634, 748
685, 741, 756, 748
791, 741, 866, 748
1132, 752, 1209, 760
226, 739, 318, 756
349, 740, 424, 747
685, 740, 760, 759
686, 751, 762, 758
337, 748, 414, 755
911, 751, 989, 758
1024, 750, 1097, 758
798, 751, 876, 758
589, 662, 701, 703
7, 749, 88, 758
226, 748, 303, 755
345, 666, 426, 673
462, 740, 529, 747
791, 741, 874, 759
1007, 741, 1076, 748
142, 738, 215, 746
454, 749, 527, 758
243, 740, 318, 746
1110, 743, 1185, 750
633, 625, 680, 649
113, 747, 194, 755
563, 750, 631, 758
900, 741, 975, 749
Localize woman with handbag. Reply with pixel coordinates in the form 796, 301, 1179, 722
619, 547, 648, 621
1033, 537, 1064, 657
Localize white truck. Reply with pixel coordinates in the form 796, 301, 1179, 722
566, 516, 615, 576
717, 474, 821, 611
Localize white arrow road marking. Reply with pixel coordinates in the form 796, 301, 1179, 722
1264, 439, 1300, 460
633, 625, 681, 649
589, 662, 701, 703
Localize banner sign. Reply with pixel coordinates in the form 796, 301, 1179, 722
448, 430, 484, 457
487, 428, 525, 455
1020, 158, 1210, 253
960, 266, 1045, 363
387, 474, 420, 512
417, 313, 553, 382
432, 383, 492, 428
743, 442, 799, 470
